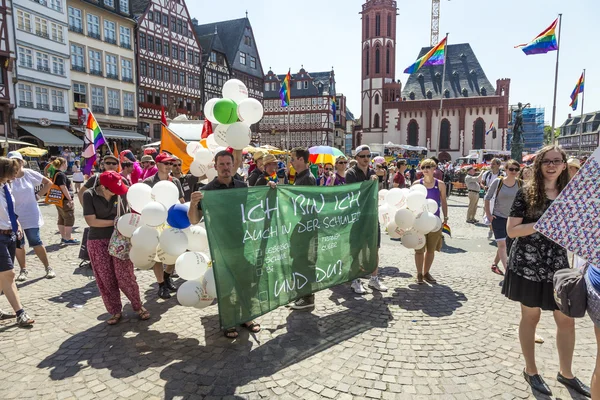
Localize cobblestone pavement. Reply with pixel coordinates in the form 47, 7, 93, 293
0, 195, 595, 400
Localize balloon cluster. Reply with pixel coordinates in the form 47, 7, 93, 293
378, 186, 442, 249
117, 181, 216, 309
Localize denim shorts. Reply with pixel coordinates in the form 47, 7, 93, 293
586, 273, 600, 328
492, 216, 508, 241
17, 228, 43, 248
0, 233, 16, 272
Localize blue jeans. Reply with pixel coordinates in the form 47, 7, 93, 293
0, 233, 16, 272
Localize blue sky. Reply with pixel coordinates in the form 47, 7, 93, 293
189, 0, 598, 128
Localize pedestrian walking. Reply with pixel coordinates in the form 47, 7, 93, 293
464, 166, 483, 223
83, 171, 149, 325
49, 158, 78, 245
502, 145, 590, 397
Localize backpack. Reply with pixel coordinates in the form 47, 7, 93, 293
495, 177, 522, 198
553, 264, 589, 318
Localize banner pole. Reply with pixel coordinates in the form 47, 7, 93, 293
287, 106, 290, 150
436, 33, 449, 157
550, 13, 562, 143
578, 69, 586, 157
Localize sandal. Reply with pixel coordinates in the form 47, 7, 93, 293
138, 308, 150, 321
107, 313, 122, 325
241, 321, 261, 333
491, 264, 504, 276
223, 327, 238, 339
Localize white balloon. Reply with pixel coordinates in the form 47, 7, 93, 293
213, 124, 230, 147
204, 98, 220, 125
406, 192, 427, 212
156, 245, 179, 264
131, 226, 159, 252
378, 204, 391, 226
129, 246, 156, 270
225, 122, 251, 150
222, 79, 249, 103
159, 228, 189, 257
189, 161, 208, 178
117, 213, 142, 238
186, 142, 202, 157
151, 181, 180, 209
426, 199, 439, 215
141, 201, 167, 227
237, 98, 264, 124
193, 297, 214, 309
185, 226, 209, 252
433, 216, 443, 232
385, 188, 407, 209
413, 212, 438, 234
203, 268, 217, 298
205, 165, 217, 181
387, 220, 407, 239
127, 183, 152, 213
401, 230, 426, 249
175, 252, 209, 281
205, 134, 220, 152
194, 148, 213, 165
410, 184, 428, 196
395, 208, 416, 230
400, 188, 411, 198
378, 189, 389, 204
177, 280, 204, 307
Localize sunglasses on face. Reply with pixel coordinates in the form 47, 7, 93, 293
160, 162, 173, 166
173, 164, 182, 168
507, 167, 520, 172
422, 166, 433, 170
122, 163, 132, 168
357, 154, 371, 159
541, 159, 564, 166
337, 161, 347, 165
325, 168, 333, 171
104, 162, 118, 166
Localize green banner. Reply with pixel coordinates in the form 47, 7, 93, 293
202, 180, 378, 330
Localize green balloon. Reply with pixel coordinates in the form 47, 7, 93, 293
213, 99, 238, 124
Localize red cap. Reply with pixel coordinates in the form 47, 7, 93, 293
225, 147, 234, 154
144, 148, 157, 155
155, 152, 174, 164
99, 171, 128, 196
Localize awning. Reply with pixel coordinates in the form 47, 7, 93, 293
1, 138, 34, 146
20, 125, 83, 147
102, 129, 150, 142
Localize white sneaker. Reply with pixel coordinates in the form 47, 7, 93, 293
487, 230, 493, 240
350, 279, 367, 294
368, 276, 388, 292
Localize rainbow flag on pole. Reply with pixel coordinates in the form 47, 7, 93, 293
331, 96, 337, 122
515, 19, 558, 55
279, 69, 292, 107
569, 72, 584, 111
82, 111, 106, 174
404, 37, 447, 74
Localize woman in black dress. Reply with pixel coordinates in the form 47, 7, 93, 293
503, 145, 590, 397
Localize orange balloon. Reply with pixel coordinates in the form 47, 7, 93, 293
200, 139, 208, 148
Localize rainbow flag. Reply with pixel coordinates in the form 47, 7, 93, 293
442, 223, 451, 237
404, 37, 447, 74
331, 96, 337, 122
569, 73, 584, 111
82, 111, 106, 174
515, 19, 558, 55
279, 70, 292, 107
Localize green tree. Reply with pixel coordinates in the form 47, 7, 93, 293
543, 126, 560, 145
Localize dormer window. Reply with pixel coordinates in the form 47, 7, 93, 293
462, 88, 468, 97
409, 91, 415, 100
481, 87, 487, 96
426, 90, 433, 99
444, 89, 450, 98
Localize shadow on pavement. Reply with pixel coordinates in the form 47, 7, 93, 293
392, 283, 467, 317
441, 241, 468, 254
47, 281, 100, 308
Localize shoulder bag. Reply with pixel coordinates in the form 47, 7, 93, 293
108, 196, 131, 260
44, 173, 65, 208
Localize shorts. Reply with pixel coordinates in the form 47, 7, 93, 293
491, 216, 508, 241
415, 227, 443, 254
586, 273, 600, 328
16, 228, 43, 248
0, 233, 16, 272
56, 204, 75, 227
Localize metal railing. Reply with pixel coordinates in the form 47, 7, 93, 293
89, 69, 103, 76
71, 65, 85, 72
124, 109, 134, 117
120, 42, 131, 49
52, 105, 65, 112
106, 73, 119, 80
36, 65, 50, 73
104, 37, 117, 45
35, 30, 50, 39
87, 31, 101, 40
122, 76, 133, 83
36, 103, 50, 110
19, 101, 34, 108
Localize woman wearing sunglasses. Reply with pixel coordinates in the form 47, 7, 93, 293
326, 156, 347, 186
484, 160, 522, 276
502, 145, 589, 397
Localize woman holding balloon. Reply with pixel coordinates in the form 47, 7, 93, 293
82, 171, 149, 325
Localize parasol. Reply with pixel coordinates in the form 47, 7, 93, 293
308, 146, 345, 165
373, 156, 386, 164
17, 147, 48, 157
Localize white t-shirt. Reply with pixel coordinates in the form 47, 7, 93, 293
12, 169, 44, 229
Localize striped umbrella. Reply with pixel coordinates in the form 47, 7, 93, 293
308, 146, 345, 165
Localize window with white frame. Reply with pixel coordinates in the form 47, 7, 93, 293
35, 87, 49, 109
91, 86, 104, 111
104, 20, 116, 43
70, 44, 84, 70
34, 17, 49, 38
120, 0, 128, 13
68, 7, 82, 31
18, 47, 33, 68
121, 58, 132, 81
88, 50, 101, 73
51, 90, 64, 111
108, 89, 120, 114
73, 83, 86, 103
36, 52, 49, 72
87, 14, 100, 37
239, 52, 246, 65
50, 23, 64, 42
50, 0, 62, 12
17, 10, 32, 32
296, 81, 301, 90
119, 26, 131, 48
52, 56, 65, 75
123, 92, 134, 114
105, 54, 117, 77
105, 0, 114, 7
18, 84, 33, 106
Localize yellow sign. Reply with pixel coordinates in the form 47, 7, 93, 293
74, 102, 88, 109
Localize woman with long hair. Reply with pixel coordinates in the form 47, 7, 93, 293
6, 152, 55, 281
326, 156, 347, 186
519, 166, 533, 181
0, 157, 34, 326
502, 145, 589, 397
50, 158, 79, 245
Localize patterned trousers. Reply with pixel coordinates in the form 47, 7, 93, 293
87, 238, 142, 315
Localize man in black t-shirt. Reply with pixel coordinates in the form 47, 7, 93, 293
170, 156, 199, 202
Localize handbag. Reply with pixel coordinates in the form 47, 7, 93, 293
44, 173, 65, 208
553, 263, 589, 318
108, 196, 131, 260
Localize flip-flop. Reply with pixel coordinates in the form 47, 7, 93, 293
241, 322, 261, 333
224, 327, 238, 339
491, 265, 504, 276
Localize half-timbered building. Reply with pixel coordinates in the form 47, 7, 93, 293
0, 0, 15, 141
260, 67, 342, 149
193, 23, 230, 107
132, 0, 202, 140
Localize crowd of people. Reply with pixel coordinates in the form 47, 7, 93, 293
0, 143, 597, 398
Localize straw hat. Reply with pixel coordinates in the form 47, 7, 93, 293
567, 158, 581, 170
262, 154, 277, 165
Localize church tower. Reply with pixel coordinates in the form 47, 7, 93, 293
360, 0, 398, 137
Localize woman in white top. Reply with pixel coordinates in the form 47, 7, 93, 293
72, 160, 84, 192
7, 152, 54, 281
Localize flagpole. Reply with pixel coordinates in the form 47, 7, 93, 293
578, 69, 586, 157
287, 106, 290, 150
550, 13, 562, 143
436, 33, 449, 157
